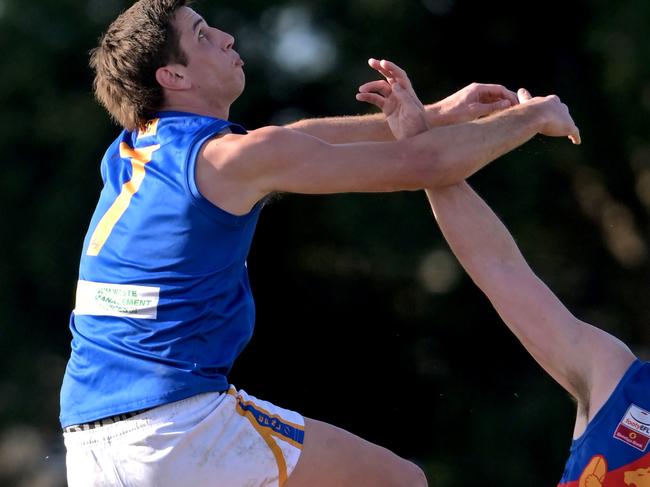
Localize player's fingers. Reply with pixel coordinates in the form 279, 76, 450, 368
358, 80, 392, 98
379, 59, 409, 81
358, 80, 391, 94
517, 88, 533, 103
368, 58, 405, 85
485, 85, 519, 106
368, 58, 381, 70
356, 92, 386, 109
368, 58, 391, 80
569, 126, 581, 145
479, 84, 519, 106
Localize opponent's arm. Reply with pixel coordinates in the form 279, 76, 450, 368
285, 59, 518, 143
425, 181, 636, 425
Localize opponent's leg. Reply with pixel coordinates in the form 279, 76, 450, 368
285, 417, 427, 487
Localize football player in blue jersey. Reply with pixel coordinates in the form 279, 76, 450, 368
61, 0, 581, 486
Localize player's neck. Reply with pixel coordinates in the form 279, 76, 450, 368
159, 97, 231, 121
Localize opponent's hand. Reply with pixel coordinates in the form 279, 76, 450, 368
430, 83, 519, 126
356, 58, 429, 139
517, 88, 581, 144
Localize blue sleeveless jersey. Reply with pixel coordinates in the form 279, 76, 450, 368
558, 360, 650, 486
60, 112, 261, 427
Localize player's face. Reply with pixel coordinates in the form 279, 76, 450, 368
173, 7, 245, 105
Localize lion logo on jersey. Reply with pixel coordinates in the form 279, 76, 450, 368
625, 466, 650, 486
579, 455, 607, 487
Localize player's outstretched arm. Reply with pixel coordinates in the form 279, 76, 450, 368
285, 59, 518, 143
425, 182, 636, 428
198, 88, 580, 215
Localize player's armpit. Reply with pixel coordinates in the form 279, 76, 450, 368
574, 321, 636, 423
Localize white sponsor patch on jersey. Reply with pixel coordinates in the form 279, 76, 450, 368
613, 403, 650, 451
74, 280, 160, 319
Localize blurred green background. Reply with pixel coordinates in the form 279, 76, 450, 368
1, 0, 649, 485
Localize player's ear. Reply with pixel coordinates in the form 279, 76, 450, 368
156, 65, 191, 90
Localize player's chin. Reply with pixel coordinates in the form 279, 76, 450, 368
236, 77, 246, 97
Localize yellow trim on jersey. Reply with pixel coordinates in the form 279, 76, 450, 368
86, 143, 161, 256
137, 118, 160, 139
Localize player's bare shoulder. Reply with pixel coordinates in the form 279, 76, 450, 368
195, 126, 288, 215
200, 125, 293, 176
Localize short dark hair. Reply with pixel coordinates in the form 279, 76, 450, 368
90, 0, 190, 131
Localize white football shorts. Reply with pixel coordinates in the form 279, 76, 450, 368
64, 386, 305, 487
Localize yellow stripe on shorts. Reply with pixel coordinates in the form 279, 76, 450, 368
228, 389, 304, 485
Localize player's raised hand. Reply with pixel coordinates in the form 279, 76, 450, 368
356, 58, 429, 139
517, 88, 581, 145
429, 82, 519, 126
